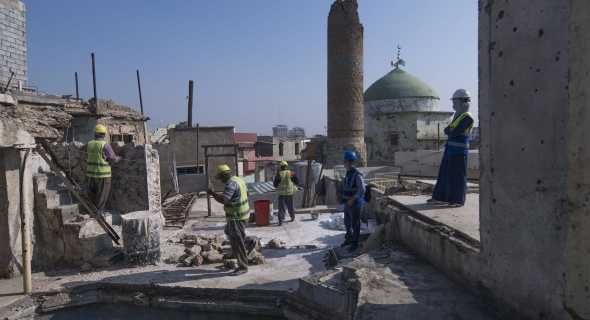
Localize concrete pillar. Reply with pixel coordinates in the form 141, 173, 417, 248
326, 0, 366, 168
479, 0, 589, 318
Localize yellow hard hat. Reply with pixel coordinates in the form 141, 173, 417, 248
279, 161, 288, 167
93, 124, 107, 134
214, 164, 231, 179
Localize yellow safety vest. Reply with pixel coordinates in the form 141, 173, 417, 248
86, 140, 111, 178
224, 176, 250, 222
449, 111, 475, 133
277, 170, 296, 196
447, 111, 475, 149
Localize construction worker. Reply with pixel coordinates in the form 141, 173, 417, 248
273, 161, 299, 226
86, 124, 120, 218
340, 151, 365, 252
427, 89, 475, 207
206, 165, 252, 276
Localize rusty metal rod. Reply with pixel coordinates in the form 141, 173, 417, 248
136, 70, 144, 115
188, 80, 193, 127
3, 71, 15, 93
75, 72, 79, 100
91, 53, 97, 104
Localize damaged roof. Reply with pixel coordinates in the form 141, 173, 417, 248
0, 90, 147, 140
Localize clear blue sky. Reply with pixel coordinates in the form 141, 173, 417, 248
24, 0, 478, 136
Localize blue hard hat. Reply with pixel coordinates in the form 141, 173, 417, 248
343, 151, 357, 160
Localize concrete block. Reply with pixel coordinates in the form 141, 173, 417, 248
0, 93, 16, 105
298, 272, 345, 312
360, 223, 385, 255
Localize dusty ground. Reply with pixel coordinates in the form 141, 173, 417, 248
0, 209, 348, 311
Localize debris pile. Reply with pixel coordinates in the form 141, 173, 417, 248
84, 99, 147, 121
0, 104, 72, 139
320, 212, 346, 230
167, 234, 265, 268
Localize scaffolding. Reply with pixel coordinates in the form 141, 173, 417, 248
365, 172, 399, 192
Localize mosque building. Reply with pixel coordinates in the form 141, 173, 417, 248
364, 52, 454, 164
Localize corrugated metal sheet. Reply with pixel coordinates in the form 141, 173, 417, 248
252, 182, 276, 194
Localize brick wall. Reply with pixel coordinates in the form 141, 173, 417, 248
0, 0, 26, 87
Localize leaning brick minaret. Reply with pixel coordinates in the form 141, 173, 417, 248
326, 0, 366, 168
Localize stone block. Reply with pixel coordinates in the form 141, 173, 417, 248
192, 254, 203, 266
221, 246, 233, 259
184, 245, 201, 256
223, 259, 239, 269
202, 251, 223, 264
360, 223, 385, 255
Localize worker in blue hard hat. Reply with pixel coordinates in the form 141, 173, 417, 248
427, 89, 475, 207
340, 151, 366, 252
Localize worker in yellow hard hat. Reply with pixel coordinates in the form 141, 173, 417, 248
273, 161, 299, 226
207, 164, 255, 276
84, 124, 122, 218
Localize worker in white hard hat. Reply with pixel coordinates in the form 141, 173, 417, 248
85, 124, 122, 217
273, 161, 299, 226
427, 89, 475, 207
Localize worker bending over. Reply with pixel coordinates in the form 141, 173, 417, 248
340, 151, 365, 252
86, 124, 120, 218
273, 161, 299, 226
207, 165, 253, 276
427, 89, 475, 207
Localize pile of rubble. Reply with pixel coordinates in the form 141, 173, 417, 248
167, 234, 265, 269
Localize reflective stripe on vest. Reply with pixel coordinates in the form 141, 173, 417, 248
342, 169, 361, 200
277, 170, 295, 196
86, 140, 111, 178
224, 176, 250, 221
446, 141, 469, 148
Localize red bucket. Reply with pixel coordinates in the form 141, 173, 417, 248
253, 200, 271, 226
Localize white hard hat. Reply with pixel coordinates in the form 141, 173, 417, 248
450, 89, 471, 100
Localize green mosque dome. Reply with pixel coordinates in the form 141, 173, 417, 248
364, 68, 439, 102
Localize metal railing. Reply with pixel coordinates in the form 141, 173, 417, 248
365, 172, 399, 191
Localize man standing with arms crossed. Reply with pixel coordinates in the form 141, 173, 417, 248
340, 151, 366, 252
86, 124, 120, 218
273, 161, 299, 226
207, 165, 253, 276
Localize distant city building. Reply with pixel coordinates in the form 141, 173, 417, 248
272, 124, 288, 137
288, 126, 306, 138
471, 127, 480, 140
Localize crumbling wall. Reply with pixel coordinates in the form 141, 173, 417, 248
0, 0, 26, 87
0, 104, 72, 140
48, 142, 160, 214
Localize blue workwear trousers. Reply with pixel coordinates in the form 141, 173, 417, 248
432, 149, 468, 205
344, 202, 364, 245
278, 195, 295, 222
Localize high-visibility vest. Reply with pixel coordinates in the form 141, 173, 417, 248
224, 176, 250, 222
86, 140, 112, 178
277, 170, 296, 196
342, 168, 364, 203
446, 111, 475, 149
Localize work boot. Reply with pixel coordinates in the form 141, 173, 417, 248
278, 220, 283, 226
348, 244, 358, 252
290, 216, 295, 222
340, 241, 352, 248
230, 267, 248, 276
448, 203, 464, 208
426, 199, 445, 205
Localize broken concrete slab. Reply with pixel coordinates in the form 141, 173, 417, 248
390, 194, 480, 241
360, 224, 385, 255
0, 94, 16, 106
345, 247, 509, 319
